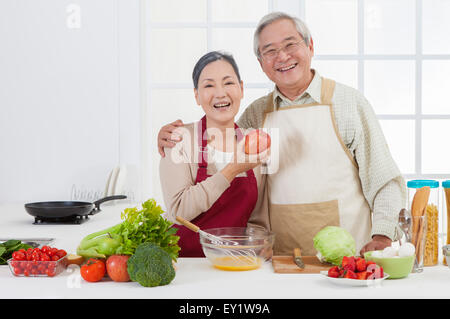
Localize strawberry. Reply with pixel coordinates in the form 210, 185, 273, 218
327, 266, 340, 278
366, 261, 376, 268
341, 256, 356, 272
356, 271, 369, 280
366, 265, 384, 279
343, 269, 357, 279
355, 257, 366, 272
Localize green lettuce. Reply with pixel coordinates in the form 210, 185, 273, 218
313, 226, 356, 266
77, 199, 180, 261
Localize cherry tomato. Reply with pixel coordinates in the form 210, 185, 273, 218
47, 262, 56, 272
31, 252, 41, 261
37, 264, 46, 274
40, 253, 50, 261
56, 249, 67, 259
26, 249, 33, 261
25, 263, 33, 272
12, 251, 26, 261
46, 268, 56, 277
13, 267, 23, 275
47, 248, 54, 257
80, 258, 106, 282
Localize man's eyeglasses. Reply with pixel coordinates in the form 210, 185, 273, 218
260, 40, 305, 61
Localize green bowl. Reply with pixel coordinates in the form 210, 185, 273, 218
364, 251, 415, 279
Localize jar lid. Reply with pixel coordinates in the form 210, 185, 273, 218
407, 179, 439, 188
442, 180, 450, 188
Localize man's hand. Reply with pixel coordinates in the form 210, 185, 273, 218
359, 235, 392, 256
158, 119, 184, 157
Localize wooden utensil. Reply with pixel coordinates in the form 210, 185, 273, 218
175, 216, 237, 245
410, 186, 430, 264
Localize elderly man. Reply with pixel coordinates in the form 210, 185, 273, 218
158, 12, 406, 257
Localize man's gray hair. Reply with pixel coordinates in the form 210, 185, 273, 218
253, 12, 312, 58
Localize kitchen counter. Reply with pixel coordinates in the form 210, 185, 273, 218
1, 202, 449, 299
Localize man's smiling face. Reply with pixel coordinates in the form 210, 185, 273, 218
257, 18, 314, 96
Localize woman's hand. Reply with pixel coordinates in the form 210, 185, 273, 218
158, 119, 185, 157
220, 138, 270, 183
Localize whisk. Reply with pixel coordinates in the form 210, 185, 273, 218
175, 216, 258, 264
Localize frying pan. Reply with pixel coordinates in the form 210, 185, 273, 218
24, 195, 127, 219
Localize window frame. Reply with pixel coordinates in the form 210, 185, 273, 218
142, 0, 450, 199
309, 0, 450, 180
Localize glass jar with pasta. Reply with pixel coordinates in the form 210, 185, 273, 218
443, 180, 450, 266
407, 180, 439, 267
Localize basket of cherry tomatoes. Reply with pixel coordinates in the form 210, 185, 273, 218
7, 246, 68, 277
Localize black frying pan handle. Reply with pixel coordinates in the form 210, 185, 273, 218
93, 195, 127, 211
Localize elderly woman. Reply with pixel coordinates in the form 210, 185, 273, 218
159, 51, 269, 257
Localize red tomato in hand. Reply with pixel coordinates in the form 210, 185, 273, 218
106, 255, 130, 282
244, 129, 271, 155
80, 258, 106, 282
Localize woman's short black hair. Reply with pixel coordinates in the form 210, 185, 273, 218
192, 51, 241, 89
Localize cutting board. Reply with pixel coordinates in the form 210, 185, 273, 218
272, 255, 332, 273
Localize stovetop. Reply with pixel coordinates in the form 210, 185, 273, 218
32, 209, 102, 225
33, 214, 91, 225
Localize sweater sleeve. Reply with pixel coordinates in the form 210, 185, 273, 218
351, 92, 407, 240
237, 94, 271, 129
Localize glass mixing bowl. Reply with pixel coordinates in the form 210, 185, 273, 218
199, 227, 274, 271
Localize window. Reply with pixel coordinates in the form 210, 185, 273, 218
144, 0, 450, 205
307, 0, 450, 181
144, 0, 273, 203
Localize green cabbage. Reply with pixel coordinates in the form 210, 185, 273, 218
313, 226, 356, 266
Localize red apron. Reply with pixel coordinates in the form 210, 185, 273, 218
172, 116, 258, 257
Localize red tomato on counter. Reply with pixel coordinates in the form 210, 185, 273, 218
80, 258, 106, 282
244, 129, 271, 155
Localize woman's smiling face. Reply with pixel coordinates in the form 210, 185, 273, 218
194, 59, 243, 127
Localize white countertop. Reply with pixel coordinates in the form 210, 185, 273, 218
1, 202, 449, 299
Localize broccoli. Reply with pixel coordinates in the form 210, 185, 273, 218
127, 242, 176, 287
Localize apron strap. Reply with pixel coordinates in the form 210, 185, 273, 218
268, 77, 336, 111
197, 116, 208, 168
320, 78, 336, 105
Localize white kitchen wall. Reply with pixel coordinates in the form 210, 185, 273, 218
0, 0, 141, 204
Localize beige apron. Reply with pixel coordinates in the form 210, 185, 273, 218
264, 78, 372, 256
